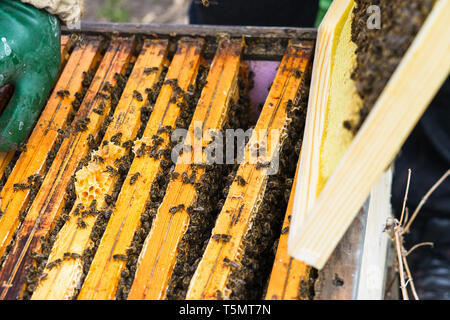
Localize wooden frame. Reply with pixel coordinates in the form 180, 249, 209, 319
64, 22, 316, 60
288, 0, 450, 270
31, 39, 169, 300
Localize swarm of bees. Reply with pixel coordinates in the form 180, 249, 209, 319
115, 63, 210, 300
224, 81, 309, 300
165, 72, 252, 300
15, 36, 312, 301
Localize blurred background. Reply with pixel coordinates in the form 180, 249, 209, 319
84, 0, 190, 24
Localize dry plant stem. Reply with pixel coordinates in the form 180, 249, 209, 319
406, 242, 434, 256
401, 252, 418, 300
394, 227, 408, 300
399, 169, 411, 226
404, 169, 450, 233
392, 169, 449, 300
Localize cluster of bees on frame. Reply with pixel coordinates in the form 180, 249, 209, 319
23, 60, 131, 298
8, 35, 313, 300
224, 79, 310, 300
115, 63, 210, 299
166, 75, 251, 300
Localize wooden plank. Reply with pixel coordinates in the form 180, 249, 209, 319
265, 159, 311, 300
65, 22, 316, 60
0, 39, 102, 264
0, 39, 135, 300
60, 35, 73, 64
289, 0, 450, 269
288, 0, 357, 251
186, 42, 313, 300
127, 39, 244, 300
313, 169, 392, 300
0, 152, 15, 184
70, 22, 316, 40
357, 169, 392, 300
313, 205, 367, 300
77, 38, 205, 300
31, 39, 169, 300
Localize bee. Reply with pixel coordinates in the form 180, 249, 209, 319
104, 194, 114, 206
46, 259, 61, 269
343, 120, 353, 131
294, 69, 302, 78
87, 133, 96, 148
157, 125, 173, 135
93, 155, 105, 164
13, 183, 31, 191
77, 217, 87, 229
133, 90, 143, 102
113, 254, 128, 261
97, 92, 110, 100
181, 172, 190, 184
164, 79, 178, 87
236, 175, 246, 186
61, 212, 71, 223
143, 67, 159, 75
281, 227, 289, 234
169, 204, 185, 214
189, 171, 197, 184
89, 199, 98, 212
152, 135, 164, 146
256, 161, 271, 170
223, 257, 240, 270
171, 171, 180, 180
110, 132, 123, 145
149, 147, 159, 159
75, 117, 91, 132
130, 172, 141, 185
169, 95, 177, 104
136, 143, 147, 158
70, 33, 85, 47
333, 273, 344, 287
212, 234, 231, 242
29, 252, 46, 261
122, 140, 134, 149
56, 90, 70, 98
104, 165, 118, 176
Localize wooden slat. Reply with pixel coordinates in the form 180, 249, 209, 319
60, 35, 73, 65
127, 39, 244, 300
265, 158, 311, 300
356, 169, 392, 300
186, 42, 313, 300
0, 36, 74, 186
287, 0, 357, 255
0, 39, 135, 300
77, 38, 205, 300
289, 0, 450, 269
0, 152, 15, 184
0, 39, 102, 264
31, 39, 169, 300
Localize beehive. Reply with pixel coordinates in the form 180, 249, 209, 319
0, 27, 316, 300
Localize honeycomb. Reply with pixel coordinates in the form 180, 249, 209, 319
75, 143, 125, 206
